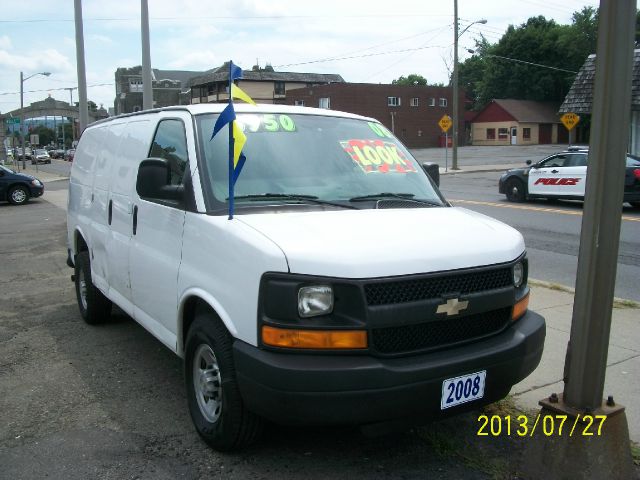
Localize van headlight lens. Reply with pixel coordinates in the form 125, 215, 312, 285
513, 262, 524, 287
298, 285, 333, 318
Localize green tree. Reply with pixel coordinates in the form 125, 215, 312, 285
87, 100, 98, 112
30, 125, 56, 146
392, 74, 428, 86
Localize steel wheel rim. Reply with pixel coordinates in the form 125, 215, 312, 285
12, 189, 26, 203
193, 344, 222, 423
78, 268, 88, 311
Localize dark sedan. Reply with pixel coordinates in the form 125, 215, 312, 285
0, 165, 44, 205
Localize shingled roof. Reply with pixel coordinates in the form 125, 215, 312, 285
559, 49, 640, 113
189, 63, 344, 87
492, 99, 561, 123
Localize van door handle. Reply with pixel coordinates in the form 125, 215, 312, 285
551, 169, 559, 173
108, 200, 113, 225
132, 205, 138, 235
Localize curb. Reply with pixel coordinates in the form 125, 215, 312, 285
529, 278, 640, 309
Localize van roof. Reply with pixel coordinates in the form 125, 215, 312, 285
89, 104, 377, 128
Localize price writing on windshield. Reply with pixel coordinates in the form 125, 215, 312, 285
237, 114, 297, 133
340, 139, 416, 174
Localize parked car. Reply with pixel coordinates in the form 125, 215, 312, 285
499, 149, 640, 208
32, 149, 52, 164
67, 104, 544, 450
51, 149, 66, 159
65, 149, 75, 162
0, 164, 44, 205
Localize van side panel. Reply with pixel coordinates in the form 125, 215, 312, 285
178, 214, 289, 348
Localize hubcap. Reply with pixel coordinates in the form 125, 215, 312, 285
193, 344, 222, 423
78, 269, 88, 311
11, 189, 26, 203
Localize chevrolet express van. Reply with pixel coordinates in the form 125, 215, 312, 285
67, 104, 545, 450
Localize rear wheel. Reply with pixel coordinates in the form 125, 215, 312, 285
185, 312, 263, 451
505, 178, 526, 202
74, 251, 112, 324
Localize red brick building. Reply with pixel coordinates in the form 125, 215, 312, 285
285, 83, 465, 148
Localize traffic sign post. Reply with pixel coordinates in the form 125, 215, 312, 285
439, 115, 452, 172
561, 112, 580, 145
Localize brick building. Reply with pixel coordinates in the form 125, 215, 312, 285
114, 66, 206, 115
188, 63, 344, 105
284, 83, 465, 148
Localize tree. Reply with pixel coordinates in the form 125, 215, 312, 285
31, 125, 56, 146
392, 74, 428, 86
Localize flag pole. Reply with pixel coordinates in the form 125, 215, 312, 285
228, 61, 235, 220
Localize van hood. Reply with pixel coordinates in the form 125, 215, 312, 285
237, 207, 524, 278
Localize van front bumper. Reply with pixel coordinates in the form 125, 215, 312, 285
233, 310, 545, 426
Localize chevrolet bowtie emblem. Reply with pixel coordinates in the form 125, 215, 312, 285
436, 298, 469, 316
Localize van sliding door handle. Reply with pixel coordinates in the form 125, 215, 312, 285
108, 200, 113, 225
132, 205, 138, 235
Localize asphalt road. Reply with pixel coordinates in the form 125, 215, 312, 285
0, 181, 517, 480
438, 171, 640, 302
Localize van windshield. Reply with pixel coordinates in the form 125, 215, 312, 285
196, 113, 444, 210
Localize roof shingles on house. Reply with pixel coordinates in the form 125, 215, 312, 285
490, 99, 561, 123
560, 49, 640, 113
189, 63, 344, 88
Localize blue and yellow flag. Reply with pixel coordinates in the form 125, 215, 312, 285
209, 60, 255, 219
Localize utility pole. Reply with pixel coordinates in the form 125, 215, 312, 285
74, 0, 89, 135
452, 0, 459, 170
141, 0, 153, 110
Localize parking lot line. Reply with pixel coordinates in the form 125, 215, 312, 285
449, 199, 640, 223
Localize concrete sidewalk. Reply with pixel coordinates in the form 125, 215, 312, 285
515, 284, 640, 443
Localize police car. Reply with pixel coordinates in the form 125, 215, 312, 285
499, 148, 640, 208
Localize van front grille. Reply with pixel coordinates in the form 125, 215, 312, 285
364, 267, 512, 306
371, 307, 511, 355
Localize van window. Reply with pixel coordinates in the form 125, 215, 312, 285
197, 113, 444, 211
148, 119, 189, 186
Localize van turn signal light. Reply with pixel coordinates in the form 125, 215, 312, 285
262, 326, 367, 349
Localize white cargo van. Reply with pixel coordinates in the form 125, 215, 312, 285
67, 104, 545, 450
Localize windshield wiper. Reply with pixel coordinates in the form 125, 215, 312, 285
231, 193, 358, 210
349, 192, 442, 206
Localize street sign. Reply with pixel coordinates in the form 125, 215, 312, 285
438, 115, 452, 133
561, 112, 580, 131
5, 117, 20, 125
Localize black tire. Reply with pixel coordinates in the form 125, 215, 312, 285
185, 312, 263, 451
74, 251, 112, 324
505, 178, 526, 202
7, 185, 30, 205
630, 201, 640, 209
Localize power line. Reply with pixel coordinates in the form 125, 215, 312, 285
485, 54, 577, 73
0, 83, 112, 97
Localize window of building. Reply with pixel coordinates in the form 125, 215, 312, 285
410, 97, 419, 107
417, 130, 423, 137
486, 128, 496, 140
428, 98, 435, 107
523, 128, 531, 140
294, 100, 306, 106
129, 79, 143, 93
274, 81, 285, 95
439, 98, 447, 107
148, 119, 189, 187
319, 97, 330, 109
388, 96, 401, 107
498, 128, 509, 139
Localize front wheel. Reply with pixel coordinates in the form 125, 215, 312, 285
505, 178, 526, 202
74, 251, 112, 324
185, 313, 263, 451
8, 185, 30, 205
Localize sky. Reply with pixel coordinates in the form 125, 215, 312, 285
0, 0, 602, 115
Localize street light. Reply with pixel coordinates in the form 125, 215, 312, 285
20, 71, 51, 170
452, 1, 486, 170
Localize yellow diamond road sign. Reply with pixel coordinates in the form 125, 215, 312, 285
561, 113, 580, 131
438, 115, 452, 133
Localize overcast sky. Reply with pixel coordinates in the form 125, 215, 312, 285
0, 0, 600, 115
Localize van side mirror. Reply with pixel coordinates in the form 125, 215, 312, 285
421, 162, 440, 187
136, 158, 184, 204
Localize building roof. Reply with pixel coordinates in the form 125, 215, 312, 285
152, 69, 206, 86
189, 63, 344, 87
559, 49, 640, 113
490, 99, 561, 123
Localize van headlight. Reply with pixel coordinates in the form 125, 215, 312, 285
298, 285, 333, 318
513, 262, 524, 288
